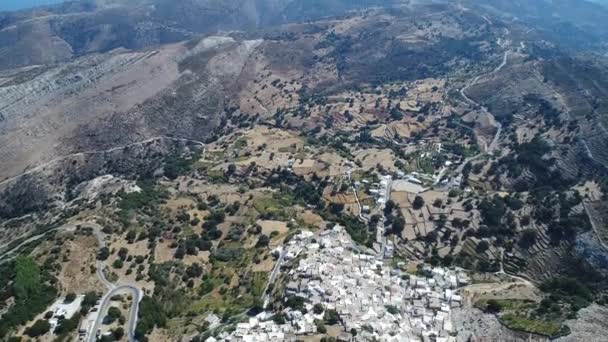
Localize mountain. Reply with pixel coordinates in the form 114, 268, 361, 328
0, 0, 64, 12
0, 0, 397, 70
1, 1, 608, 342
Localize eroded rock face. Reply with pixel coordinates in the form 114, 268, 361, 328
557, 305, 608, 342
0, 45, 184, 180
452, 307, 548, 342
0, 37, 266, 182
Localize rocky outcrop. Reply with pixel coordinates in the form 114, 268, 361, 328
575, 232, 608, 274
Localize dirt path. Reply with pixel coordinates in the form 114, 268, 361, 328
0, 225, 75, 262
346, 167, 369, 223
460, 51, 509, 153
584, 202, 608, 252
0, 135, 206, 187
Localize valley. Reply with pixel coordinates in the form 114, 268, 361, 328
0, 1, 608, 342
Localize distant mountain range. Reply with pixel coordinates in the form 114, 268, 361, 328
0, 0, 63, 11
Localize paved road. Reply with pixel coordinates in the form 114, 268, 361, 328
87, 225, 143, 342
0, 221, 142, 341
263, 248, 288, 309
88, 284, 142, 342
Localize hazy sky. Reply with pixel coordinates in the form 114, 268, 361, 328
0, 0, 64, 11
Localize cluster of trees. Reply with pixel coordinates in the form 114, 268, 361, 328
0, 257, 57, 338
212, 247, 245, 263
135, 296, 168, 342
384, 200, 406, 237
495, 136, 571, 191
163, 152, 197, 180
522, 94, 563, 128
540, 277, 593, 305
530, 191, 589, 244
106, 306, 124, 324
174, 209, 226, 258
118, 182, 169, 212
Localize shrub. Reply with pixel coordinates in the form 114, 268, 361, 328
485, 299, 502, 313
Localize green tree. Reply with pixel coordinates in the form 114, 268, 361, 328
519, 229, 537, 249
324, 309, 340, 325
256, 234, 270, 248
25, 320, 51, 337
392, 215, 405, 236
14, 257, 41, 299
413, 196, 425, 210
54, 313, 81, 335
106, 307, 122, 323
80, 291, 100, 314
97, 247, 110, 261
113, 259, 124, 269
65, 292, 77, 303
476, 240, 490, 254
113, 327, 125, 340
135, 296, 167, 340
329, 203, 345, 215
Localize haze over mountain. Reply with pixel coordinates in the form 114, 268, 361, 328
0, 1, 608, 341
0, 0, 64, 12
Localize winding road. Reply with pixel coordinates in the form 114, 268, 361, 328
0, 221, 143, 341
0, 135, 208, 339
0, 135, 207, 341
86, 224, 143, 342
460, 51, 509, 154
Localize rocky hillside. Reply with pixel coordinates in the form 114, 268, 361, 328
0, 0, 396, 70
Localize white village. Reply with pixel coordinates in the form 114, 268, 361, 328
209, 225, 470, 342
